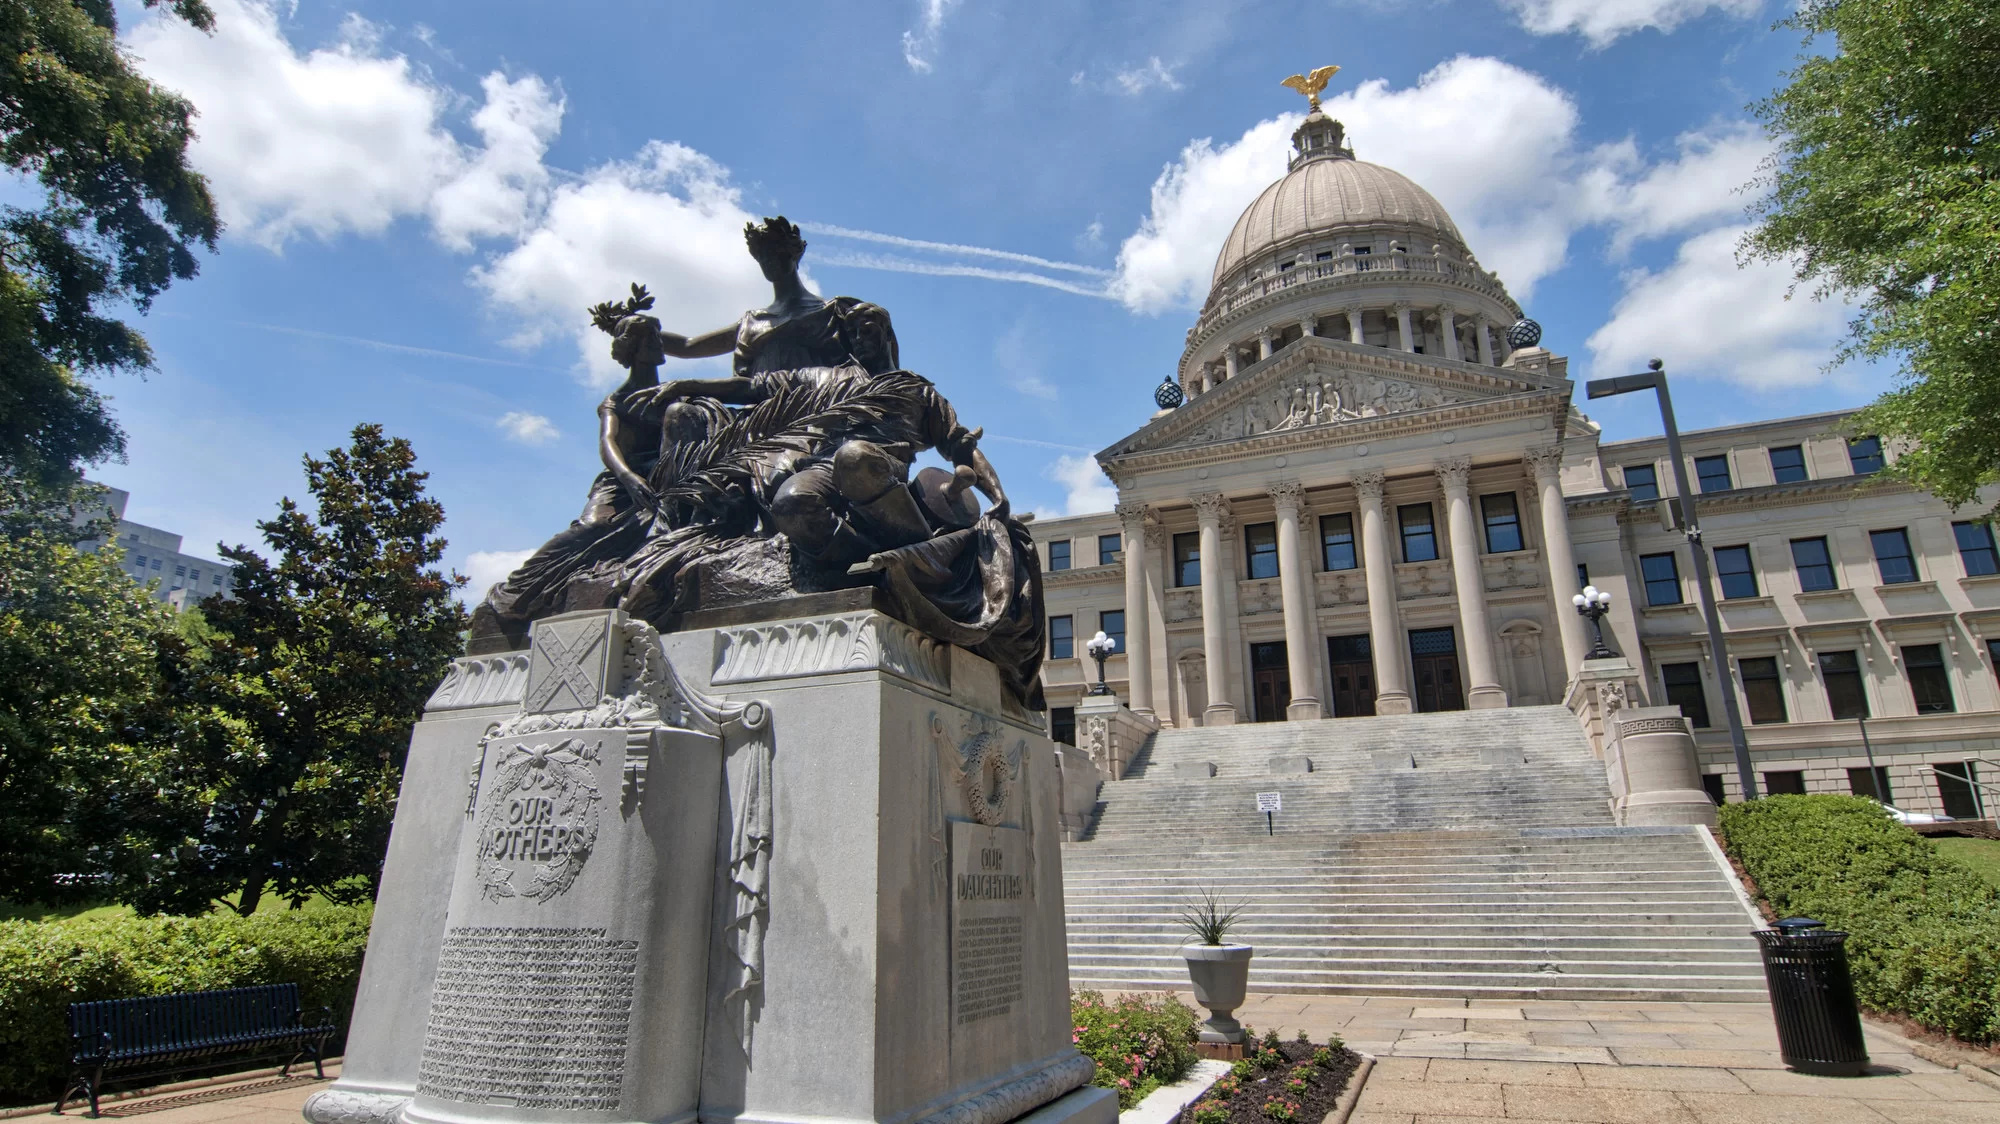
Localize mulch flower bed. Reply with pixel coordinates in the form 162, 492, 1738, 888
1175, 1032, 1362, 1124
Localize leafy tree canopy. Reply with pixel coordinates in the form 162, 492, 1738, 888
1745, 0, 2000, 510
111, 425, 468, 915
0, 0, 219, 487
0, 477, 182, 901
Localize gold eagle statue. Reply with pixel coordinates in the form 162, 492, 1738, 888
1280, 65, 1341, 109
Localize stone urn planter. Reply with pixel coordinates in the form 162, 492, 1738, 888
1177, 889, 1251, 1044
1181, 942, 1254, 1043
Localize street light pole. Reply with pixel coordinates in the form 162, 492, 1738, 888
1587, 360, 1759, 801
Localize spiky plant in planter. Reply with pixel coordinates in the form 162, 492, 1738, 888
1177, 887, 1253, 1045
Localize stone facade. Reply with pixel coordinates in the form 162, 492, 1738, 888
1036, 109, 2000, 820
80, 484, 236, 606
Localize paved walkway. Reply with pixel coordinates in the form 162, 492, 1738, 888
9, 997, 2000, 1123
1231, 993, 2000, 1123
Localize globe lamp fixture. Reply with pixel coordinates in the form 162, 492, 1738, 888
1085, 631, 1117, 696
1571, 586, 1617, 660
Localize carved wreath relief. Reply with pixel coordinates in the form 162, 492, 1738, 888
475, 738, 603, 903
931, 713, 1024, 827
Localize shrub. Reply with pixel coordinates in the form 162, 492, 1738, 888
0, 903, 372, 1104
1071, 990, 1199, 1108
1719, 794, 2000, 1042
1309, 1046, 1335, 1067
1191, 1097, 1230, 1124
1259, 1096, 1299, 1121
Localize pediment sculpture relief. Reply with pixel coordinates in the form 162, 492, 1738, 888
1163, 371, 1467, 449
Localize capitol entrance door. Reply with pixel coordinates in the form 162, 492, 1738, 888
1409, 627, 1465, 712
1251, 642, 1290, 722
1326, 634, 1376, 717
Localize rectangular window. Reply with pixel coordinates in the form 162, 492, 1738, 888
188, 569, 200, 583
1954, 521, 2000, 577
1695, 455, 1733, 493
1791, 537, 1837, 592
1818, 650, 1868, 720
212, 574, 223, 587
1990, 639, 2000, 686
1320, 513, 1357, 571
1245, 522, 1280, 579
1641, 552, 1683, 606
1848, 436, 1885, 475
1904, 643, 1955, 714
1099, 609, 1125, 654
1098, 533, 1122, 567
1713, 545, 1758, 600
1765, 771, 1808, 796
1049, 615, 1074, 660
1398, 503, 1437, 562
1314, 250, 1332, 262
1701, 773, 1727, 805
1174, 532, 1201, 587
1739, 657, 1788, 724
1050, 707, 1076, 746
1871, 528, 1919, 585
151, 558, 161, 570
1047, 540, 1070, 572
134, 554, 147, 569
1480, 493, 1524, 553
1661, 662, 1710, 728
1576, 563, 1589, 589
1937, 763, 1982, 820
1623, 464, 1659, 501
1769, 445, 1809, 484
174, 565, 187, 578
1848, 765, 1892, 803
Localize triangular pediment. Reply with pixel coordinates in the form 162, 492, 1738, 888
1103, 336, 1565, 464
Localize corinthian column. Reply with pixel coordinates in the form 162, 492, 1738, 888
1475, 315, 1495, 365
1439, 306, 1462, 361
1270, 481, 1323, 720
1347, 306, 1365, 345
1192, 492, 1237, 726
1393, 303, 1415, 352
1354, 471, 1413, 714
1115, 502, 1155, 716
1526, 446, 1589, 674
1437, 458, 1507, 708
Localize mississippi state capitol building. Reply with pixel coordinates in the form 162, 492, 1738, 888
1034, 105, 2000, 819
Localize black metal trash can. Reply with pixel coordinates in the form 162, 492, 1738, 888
1755, 917, 1870, 1076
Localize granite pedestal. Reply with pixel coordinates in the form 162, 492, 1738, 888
305, 600, 1111, 1124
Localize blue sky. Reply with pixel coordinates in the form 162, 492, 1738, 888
91, 0, 1878, 596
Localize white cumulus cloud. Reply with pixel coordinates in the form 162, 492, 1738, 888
1110, 57, 1588, 313
496, 411, 560, 445
1114, 58, 1182, 97
1048, 455, 1117, 515
1586, 226, 1854, 390
461, 548, 533, 604
469, 142, 774, 386
1581, 122, 1770, 256
1501, 0, 1761, 46
429, 73, 566, 251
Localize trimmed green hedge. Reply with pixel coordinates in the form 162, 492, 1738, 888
0, 903, 372, 1106
1719, 795, 2000, 1042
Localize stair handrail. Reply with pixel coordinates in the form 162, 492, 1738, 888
1924, 761, 2000, 820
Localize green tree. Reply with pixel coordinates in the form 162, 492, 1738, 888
1, 0, 220, 487
0, 477, 181, 902
112, 426, 467, 915
1745, 0, 2000, 509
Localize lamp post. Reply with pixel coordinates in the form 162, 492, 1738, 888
1586, 359, 1758, 800
1085, 631, 1116, 696
1572, 586, 1618, 659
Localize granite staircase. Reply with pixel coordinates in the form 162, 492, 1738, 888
1061, 706, 1767, 1002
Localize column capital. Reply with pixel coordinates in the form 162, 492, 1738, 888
1437, 303, 1459, 318
1143, 521, 1167, 551
1390, 300, 1412, 314
1475, 312, 1492, 327
1435, 456, 1472, 495
1353, 470, 1387, 505
1269, 479, 1309, 517
1191, 492, 1232, 526
1114, 501, 1153, 535
1523, 444, 1565, 483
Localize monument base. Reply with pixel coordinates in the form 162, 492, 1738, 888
309, 602, 1094, 1124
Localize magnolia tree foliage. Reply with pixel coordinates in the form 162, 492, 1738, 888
1745, 0, 2000, 510
110, 426, 468, 915
0, 0, 219, 487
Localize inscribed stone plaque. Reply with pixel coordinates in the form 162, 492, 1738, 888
416, 926, 638, 1111
951, 821, 1031, 1028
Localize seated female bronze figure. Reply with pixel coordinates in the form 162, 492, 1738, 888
468, 218, 1044, 710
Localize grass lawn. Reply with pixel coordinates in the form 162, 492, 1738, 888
0, 882, 369, 924
1935, 836, 2000, 888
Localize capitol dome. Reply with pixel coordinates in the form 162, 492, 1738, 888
1210, 146, 1465, 292
1177, 108, 1523, 395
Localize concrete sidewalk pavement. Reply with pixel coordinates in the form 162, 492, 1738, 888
10, 996, 2000, 1124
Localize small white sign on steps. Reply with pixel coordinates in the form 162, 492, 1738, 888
1255, 791, 1282, 813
